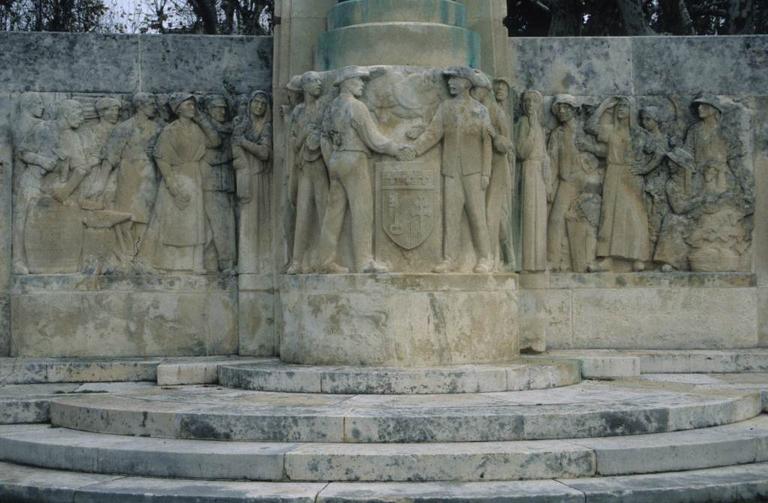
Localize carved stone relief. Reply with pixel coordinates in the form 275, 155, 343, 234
10, 89, 271, 276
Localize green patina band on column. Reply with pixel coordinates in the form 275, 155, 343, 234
328, 0, 467, 30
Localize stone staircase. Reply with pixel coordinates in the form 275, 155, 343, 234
1, 354, 768, 501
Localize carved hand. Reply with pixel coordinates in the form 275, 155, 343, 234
174, 190, 191, 210
396, 145, 417, 162
482, 175, 490, 190
406, 125, 425, 140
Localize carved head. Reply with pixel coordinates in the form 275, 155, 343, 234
469, 70, 493, 102
552, 95, 578, 123
96, 97, 121, 125
614, 97, 631, 121
334, 66, 370, 98
58, 99, 84, 129
169, 93, 197, 119
205, 95, 229, 123
249, 91, 270, 118
20, 92, 45, 118
692, 95, 722, 120
522, 90, 543, 116
301, 72, 323, 98
639, 107, 661, 131
133, 93, 158, 119
493, 79, 510, 103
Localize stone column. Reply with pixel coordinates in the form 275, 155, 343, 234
0, 94, 11, 356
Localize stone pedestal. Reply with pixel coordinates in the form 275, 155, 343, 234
10, 275, 238, 358
279, 274, 519, 366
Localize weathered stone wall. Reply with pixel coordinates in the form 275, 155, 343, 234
0, 33, 272, 356
510, 35, 768, 349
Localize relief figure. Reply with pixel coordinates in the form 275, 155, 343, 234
587, 96, 651, 272
516, 90, 550, 272
145, 94, 220, 273
286, 72, 329, 274
202, 95, 237, 272
317, 66, 408, 274
233, 91, 273, 274
411, 67, 494, 273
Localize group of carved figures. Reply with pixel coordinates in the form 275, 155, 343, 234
11, 90, 273, 275
284, 65, 754, 274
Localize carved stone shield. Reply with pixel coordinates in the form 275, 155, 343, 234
377, 161, 437, 250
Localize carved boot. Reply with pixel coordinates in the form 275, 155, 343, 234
473, 258, 494, 274
362, 259, 389, 274
432, 259, 456, 274
318, 262, 350, 274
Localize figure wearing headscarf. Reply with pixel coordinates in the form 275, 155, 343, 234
146, 94, 220, 273
587, 96, 651, 271
233, 91, 273, 274
516, 90, 550, 272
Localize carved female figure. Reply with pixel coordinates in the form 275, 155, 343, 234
588, 96, 651, 272
147, 94, 220, 273
233, 91, 273, 274
516, 90, 550, 272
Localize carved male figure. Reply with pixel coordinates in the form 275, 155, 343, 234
147, 94, 220, 273
411, 67, 494, 273
317, 66, 406, 273
471, 71, 514, 270
287, 71, 330, 274
12, 93, 56, 274
80, 97, 122, 208
516, 90, 550, 272
547, 95, 586, 272
49, 99, 100, 204
103, 93, 161, 260
202, 94, 237, 272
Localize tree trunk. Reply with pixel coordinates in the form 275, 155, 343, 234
188, 0, 217, 34
545, 0, 582, 35
616, 0, 654, 34
660, 0, 696, 34
728, 0, 755, 33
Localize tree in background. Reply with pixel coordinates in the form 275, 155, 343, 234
506, 0, 767, 36
1, 0, 107, 31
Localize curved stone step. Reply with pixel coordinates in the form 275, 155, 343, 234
327, 0, 467, 30
218, 359, 581, 394
1, 460, 768, 502
3, 417, 768, 482
49, 382, 761, 443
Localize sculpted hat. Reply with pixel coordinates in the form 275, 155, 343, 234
95, 97, 120, 112
552, 94, 579, 110
470, 69, 493, 89
443, 66, 475, 82
169, 93, 196, 113
692, 94, 722, 113
334, 66, 370, 86
286, 74, 303, 92
493, 77, 511, 88
205, 95, 227, 108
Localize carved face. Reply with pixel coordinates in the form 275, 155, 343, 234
303, 76, 323, 98
523, 95, 538, 115
251, 96, 268, 117
697, 103, 718, 119
448, 77, 471, 96
494, 82, 509, 102
63, 105, 84, 129
208, 104, 227, 123
554, 103, 575, 123
177, 99, 196, 119
26, 97, 45, 118
344, 77, 365, 98
101, 104, 120, 125
615, 102, 630, 120
471, 86, 490, 102
640, 111, 657, 131
139, 101, 157, 119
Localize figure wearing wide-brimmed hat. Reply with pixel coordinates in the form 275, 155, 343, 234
685, 94, 729, 196
145, 93, 221, 273
316, 65, 408, 274
410, 66, 495, 273
287, 71, 330, 274
547, 94, 585, 271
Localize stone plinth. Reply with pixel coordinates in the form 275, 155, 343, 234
10, 275, 237, 358
279, 274, 518, 366
520, 273, 759, 350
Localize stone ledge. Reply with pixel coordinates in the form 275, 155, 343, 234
546, 272, 755, 289
11, 273, 237, 293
